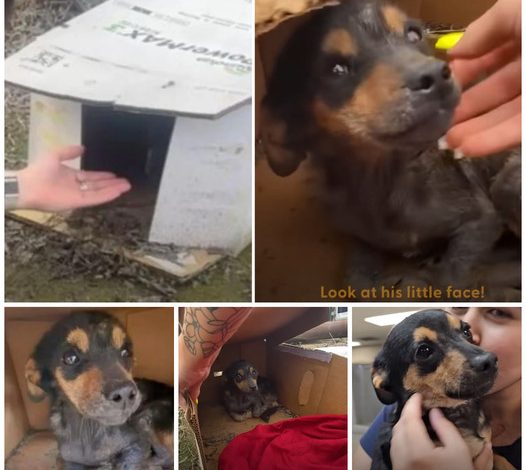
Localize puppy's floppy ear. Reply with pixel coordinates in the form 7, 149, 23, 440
24, 357, 47, 402
371, 357, 396, 405
261, 105, 307, 177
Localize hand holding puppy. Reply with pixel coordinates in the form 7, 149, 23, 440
391, 393, 492, 470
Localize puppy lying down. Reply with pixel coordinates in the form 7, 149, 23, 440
222, 360, 279, 422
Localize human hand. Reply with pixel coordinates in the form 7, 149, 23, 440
16, 145, 131, 212
445, 0, 521, 157
391, 394, 474, 470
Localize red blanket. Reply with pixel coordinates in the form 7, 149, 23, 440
219, 415, 347, 470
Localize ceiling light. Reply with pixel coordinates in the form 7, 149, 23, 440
364, 311, 419, 327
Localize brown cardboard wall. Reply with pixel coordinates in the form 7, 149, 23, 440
127, 308, 174, 384
268, 348, 347, 416
317, 354, 348, 414
5, 349, 29, 456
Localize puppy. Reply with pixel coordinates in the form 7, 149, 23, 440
25, 311, 173, 469
222, 360, 279, 422
370, 309, 501, 470
262, 0, 520, 291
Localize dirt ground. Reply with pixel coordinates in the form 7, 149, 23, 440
5, 0, 252, 302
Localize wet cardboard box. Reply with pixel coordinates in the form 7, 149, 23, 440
255, 0, 497, 301
5, 307, 174, 468
5, 0, 252, 256
183, 307, 348, 469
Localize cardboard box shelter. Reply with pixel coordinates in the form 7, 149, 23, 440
6, 0, 252, 258
5, 307, 174, 468
255, 0, 496, 301
183, 307, 348, 469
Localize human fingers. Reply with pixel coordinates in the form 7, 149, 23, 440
75, 184, 131, 207
78, 178, 131, 193
428, 408, 467, 449
447, 96, 520, 148
473, 443, 493, 470
75, 170, 119, 182
448, 0, 521, 59
451, 57, 520, 124
449, 41, 518, 88
51, 145, 86, 161
395, 394, 431, 440
455, 112, 521, 157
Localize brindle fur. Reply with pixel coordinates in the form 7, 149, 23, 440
222, 360, 279, 422
262, 0, 520, 296
26, 311, 173, 469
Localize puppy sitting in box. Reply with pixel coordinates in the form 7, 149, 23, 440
222, 360, 279, 422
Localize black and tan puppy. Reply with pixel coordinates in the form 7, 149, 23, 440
25, 311, 174, 469
263, 0, 520, 291
370, 309, 500, 470
222, 360, 279, 422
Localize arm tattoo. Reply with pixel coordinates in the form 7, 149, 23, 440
182, 307, 248, 358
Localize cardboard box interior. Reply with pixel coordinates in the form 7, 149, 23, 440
186, 307, 348, 468
255, 0, 496, 301
5, 307, 174, 468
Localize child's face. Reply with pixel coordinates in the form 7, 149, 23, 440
446, 307, 521, 395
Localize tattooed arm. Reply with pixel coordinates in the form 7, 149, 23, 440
179, 307, 253, 405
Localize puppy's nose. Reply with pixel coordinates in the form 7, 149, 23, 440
471, 352, 498, 373
250, 385, 257, 391
407, 61, 452, 92
104, 382, 138, 404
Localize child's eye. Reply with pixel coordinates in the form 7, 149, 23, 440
487, 309, 511, 319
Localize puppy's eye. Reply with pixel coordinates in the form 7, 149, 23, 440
121, 348, 131, 358
235, 374, 243, 383
415, 344, 433, 359
251, 370, 257, 377
63, 350, 79, 366
331, 63, 349, 76
405, 25, 422, 43
462, 325, 473, 341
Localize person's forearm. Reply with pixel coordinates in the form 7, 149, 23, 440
180, 307, 253, 365
179, 307, 253, 402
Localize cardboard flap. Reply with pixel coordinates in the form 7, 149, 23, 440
6, 0, 251, 118
256, 0, 338, 35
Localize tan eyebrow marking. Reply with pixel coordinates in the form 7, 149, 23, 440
413, 327, 438, 342
67, 328, 89, 353
322, 28, 358, 56
382, 5, 407, 34
111, 325, 126, 349
447, 314, 461, 330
